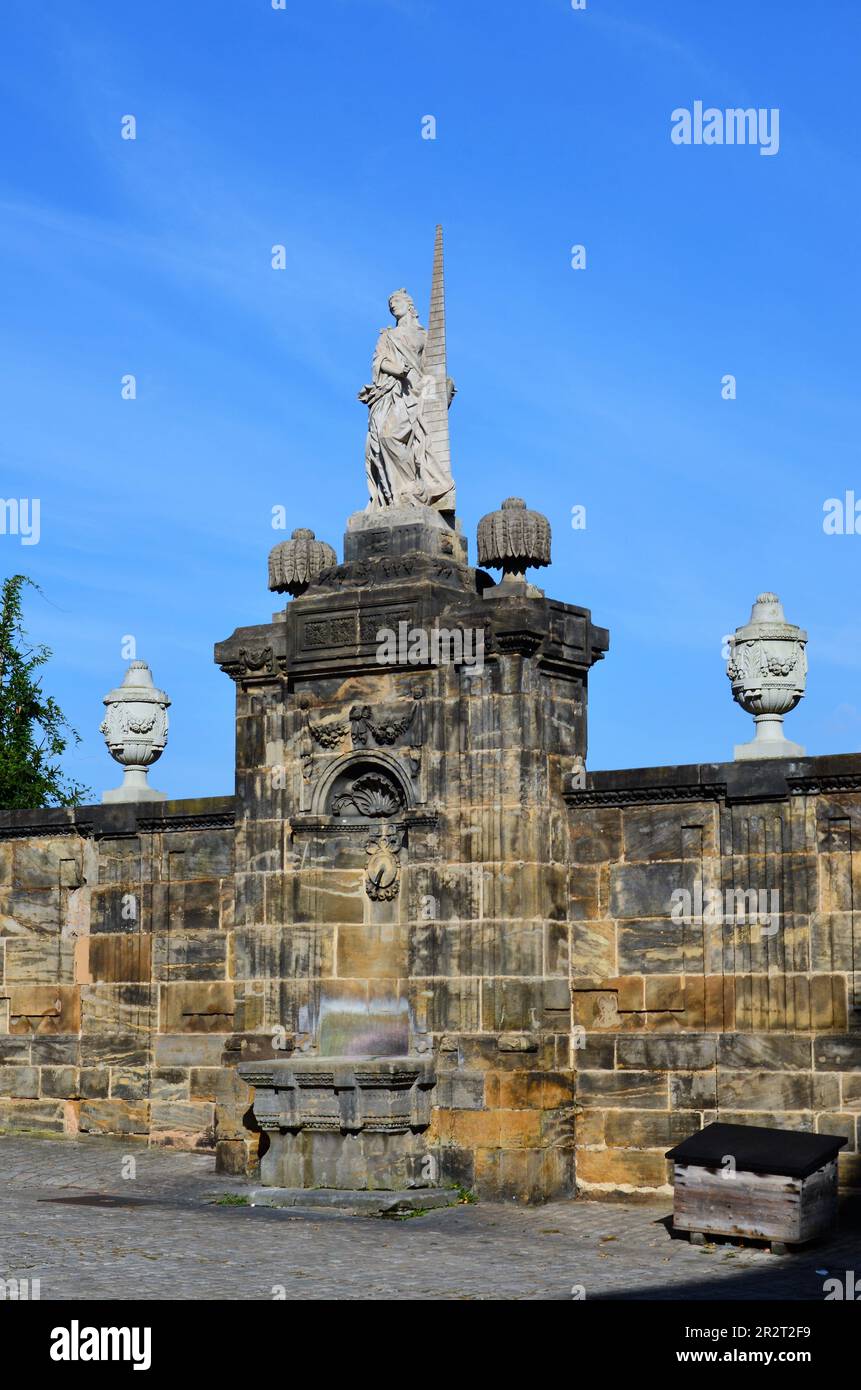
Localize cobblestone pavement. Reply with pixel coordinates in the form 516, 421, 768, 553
0, 1135, 858, 1300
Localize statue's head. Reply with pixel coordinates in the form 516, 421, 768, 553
388, 289, 418, 323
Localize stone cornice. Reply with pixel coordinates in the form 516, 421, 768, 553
787, 773, 861, 796
566, 784, 726, 809
215, 588, 609, 684
565, 753, 861, 810
290, 807, 440, 835
0, 797, 236, 840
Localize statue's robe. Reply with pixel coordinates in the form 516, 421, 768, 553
359, 320, 451, 509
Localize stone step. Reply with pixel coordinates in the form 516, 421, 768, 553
243, 1186, 458, 1216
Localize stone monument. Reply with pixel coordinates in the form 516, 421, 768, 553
5, 233, 861, 1206
218, 227, 608, 1201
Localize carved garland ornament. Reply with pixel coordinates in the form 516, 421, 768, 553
309, 701, 416, 751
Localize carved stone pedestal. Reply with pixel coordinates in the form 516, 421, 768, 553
239, 1056, 437, 1191
345, 503, 467, 566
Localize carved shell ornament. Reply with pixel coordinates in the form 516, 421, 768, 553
331, 773, 404, 818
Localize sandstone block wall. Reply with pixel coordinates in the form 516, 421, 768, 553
0, 799, 251, 1169
2, 697, 860, 1202
566, 755, 861, 1197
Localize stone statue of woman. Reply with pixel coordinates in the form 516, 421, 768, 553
358, 289, 454, 511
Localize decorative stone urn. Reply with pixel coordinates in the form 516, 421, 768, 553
268, 527, 337, 597
100, 661, 170, 803
726, 593, 807, 760
477, 497, 551, 596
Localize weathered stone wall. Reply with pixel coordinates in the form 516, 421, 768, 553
3, 570, 860, 1205
566, 755, 861, 1198
0, 799, 244, 1162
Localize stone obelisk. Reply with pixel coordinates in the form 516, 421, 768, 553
422, 224, 455, 514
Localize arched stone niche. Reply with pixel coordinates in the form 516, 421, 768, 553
321, 758, 408, 906
311, 750, 414, 818
294, 752, 422, 1059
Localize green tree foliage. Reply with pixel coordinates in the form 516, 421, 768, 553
0, 575, 91, 809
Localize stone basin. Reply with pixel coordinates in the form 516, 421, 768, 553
239, 1055, 437, 1191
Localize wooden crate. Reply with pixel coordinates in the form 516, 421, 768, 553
666, 1122, 846, 1250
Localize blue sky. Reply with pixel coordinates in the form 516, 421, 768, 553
2, 0, 860, 800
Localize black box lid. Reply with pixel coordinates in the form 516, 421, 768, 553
666, 1122, 847, 1179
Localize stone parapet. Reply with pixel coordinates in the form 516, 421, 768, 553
564, 752, 861, 1198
